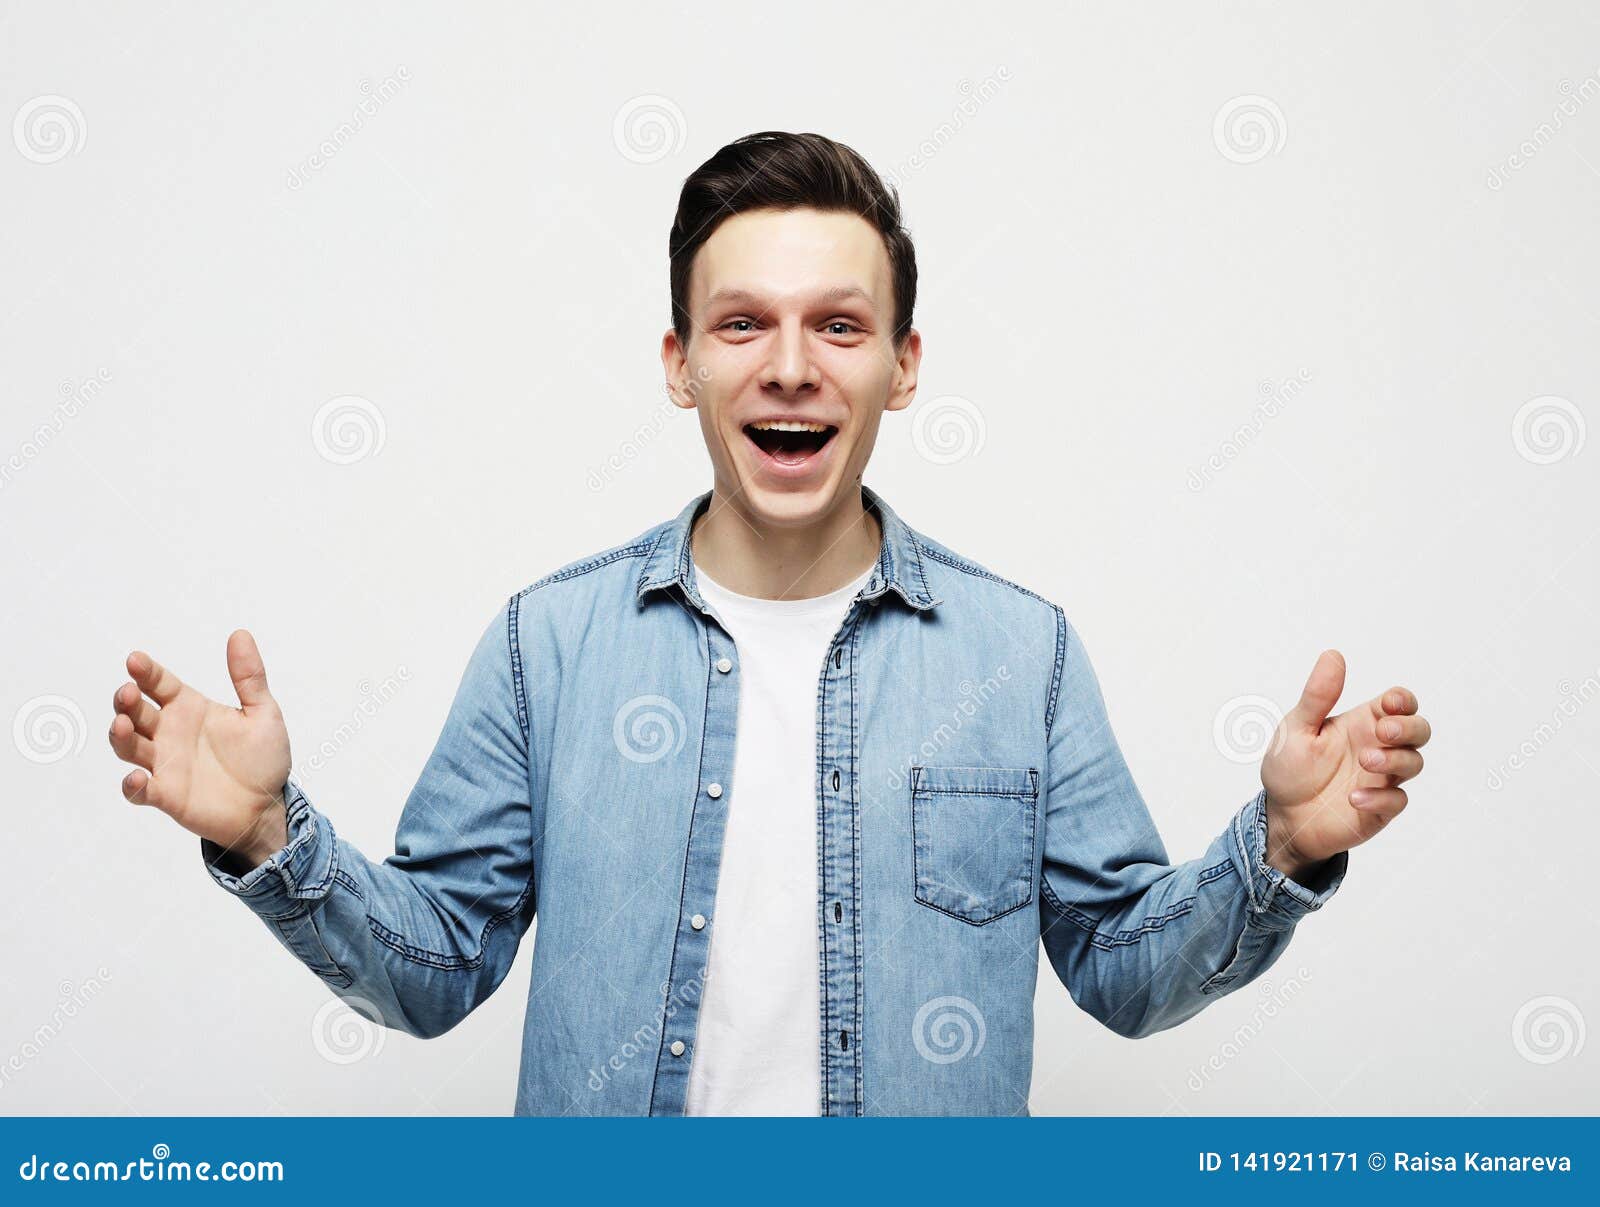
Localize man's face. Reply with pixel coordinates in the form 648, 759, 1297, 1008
662, 206, 920, 529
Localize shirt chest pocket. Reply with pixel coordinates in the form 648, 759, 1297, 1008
910, 764, 1039, 926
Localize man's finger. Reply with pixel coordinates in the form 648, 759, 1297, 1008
1348, 784, 1408, 823
227, 629, 274, 711
120, 767, 166, 810
127, 650, 184, 707
1377, 713, 1431, 747
1289, 649, 1346, 732
108, 713, 157, 771
1360, 746, 1422, 781
112, 681, 160, 737
1376, 686, 1418, 716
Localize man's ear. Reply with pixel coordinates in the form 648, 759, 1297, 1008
660, 328, 699, 411
883, 328, 922, 413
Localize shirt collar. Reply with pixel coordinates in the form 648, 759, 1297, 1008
634, 484, 941, 612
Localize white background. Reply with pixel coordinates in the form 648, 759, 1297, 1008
2, 0, 1596, 1115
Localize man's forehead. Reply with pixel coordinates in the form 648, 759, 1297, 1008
693, 209, 890, 306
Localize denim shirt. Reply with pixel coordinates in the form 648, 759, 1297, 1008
202, 485, 1346, 1116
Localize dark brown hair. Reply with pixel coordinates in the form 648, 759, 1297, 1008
668, 131, 917, 353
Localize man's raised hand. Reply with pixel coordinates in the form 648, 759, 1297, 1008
109, 630, 293, 868
1258, 649, 1432, 879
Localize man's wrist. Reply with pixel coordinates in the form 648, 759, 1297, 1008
215, 803, 290, 873
1265, 842, 1327, 884
1263, 793, 1332, 884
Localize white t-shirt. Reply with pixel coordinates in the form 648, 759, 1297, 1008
683, 559, 875, 1116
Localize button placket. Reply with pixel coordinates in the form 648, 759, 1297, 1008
648, 621, 740, 1115
817, 615, 864, 1116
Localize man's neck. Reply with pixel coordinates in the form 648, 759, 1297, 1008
689, 482, 881, 601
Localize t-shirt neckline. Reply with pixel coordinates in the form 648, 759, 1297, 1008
694, 559, 875, 620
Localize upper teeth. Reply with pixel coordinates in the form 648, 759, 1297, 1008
749, 420, 830, 432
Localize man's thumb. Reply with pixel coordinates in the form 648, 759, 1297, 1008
226, 629, 274, 711
1289, 648, 1345, 732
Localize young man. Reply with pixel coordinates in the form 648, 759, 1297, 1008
108, 131, 1431, 1117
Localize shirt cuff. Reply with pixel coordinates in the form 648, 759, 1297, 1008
199, 779, 338, 919
1227, 786, 1348, 929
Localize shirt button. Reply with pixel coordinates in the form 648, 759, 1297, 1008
691, 913, 706, 930
715, 657, 732, 673
670, 1040, 686, 1057
706, 783, 723, 799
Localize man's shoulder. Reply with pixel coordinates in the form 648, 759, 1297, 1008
910, 527, 1063, 623
508, 514, 673, 613
907, 525, 1077, 723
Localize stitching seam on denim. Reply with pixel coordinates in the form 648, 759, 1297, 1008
362, 871, 535, 971
913, 787, 1037, 798
508, 592, 531, 745
1040, 857, 1236, 949
916, 543, 1056, 608
848, 613, 866, 1113
520, 541, 656, 598
1044, 605, 1068, 734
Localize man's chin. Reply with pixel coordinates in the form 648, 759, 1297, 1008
732, 476, 856, 531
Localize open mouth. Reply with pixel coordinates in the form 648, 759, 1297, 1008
742, 419, 839, 469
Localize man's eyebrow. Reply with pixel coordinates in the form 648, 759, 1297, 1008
704, 285, 876, 308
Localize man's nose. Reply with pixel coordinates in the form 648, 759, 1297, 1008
764, 320, 819, 393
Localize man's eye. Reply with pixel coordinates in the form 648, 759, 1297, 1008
825, 321, 861, 335
722, 319, 756, 333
